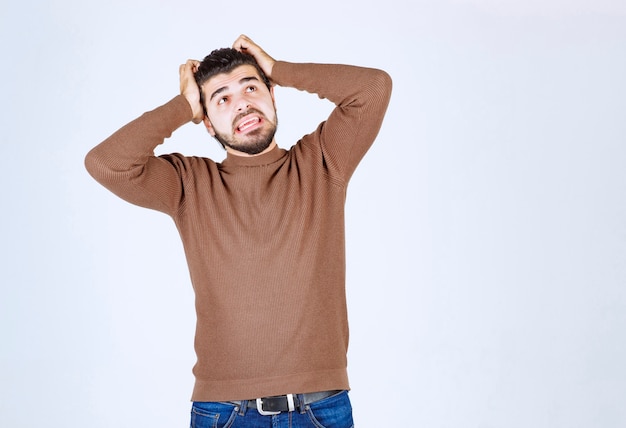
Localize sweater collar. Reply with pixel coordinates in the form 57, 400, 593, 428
220, 144, 286, 168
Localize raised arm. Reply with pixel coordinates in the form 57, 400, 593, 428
236, 35, 392, 182
84, 60, 203, 214
282, 61, 391, 181
193, 33, 391, 174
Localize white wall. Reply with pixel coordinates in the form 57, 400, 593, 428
1, 1, 625, 427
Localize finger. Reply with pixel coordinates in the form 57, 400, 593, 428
232, 34, 253, 51
180, 65, 190, 82
186, 60, 200, 75
180, 61, 197, 78
232, 34, 244, 48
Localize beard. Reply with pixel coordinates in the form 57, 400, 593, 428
213, 109, 278, 155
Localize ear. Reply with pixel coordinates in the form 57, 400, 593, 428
203, 115, 216, 136
269, 85, 277, 111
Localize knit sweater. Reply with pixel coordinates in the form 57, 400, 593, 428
85, 61, 392, 402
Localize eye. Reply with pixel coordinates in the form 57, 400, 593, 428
246, 85, 256, 93
217, 96, 228, 105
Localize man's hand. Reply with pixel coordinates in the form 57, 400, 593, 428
179, 59, 204, 124
232, 34, 276, 80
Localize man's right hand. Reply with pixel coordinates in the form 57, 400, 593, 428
179, 59, 204, 124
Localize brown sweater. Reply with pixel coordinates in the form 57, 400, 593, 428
85, 61, 392, 402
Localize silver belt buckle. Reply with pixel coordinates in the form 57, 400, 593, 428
256, 393, 296, 416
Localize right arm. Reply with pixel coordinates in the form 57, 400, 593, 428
84, 95, 193, 214
84, 61, 203, 213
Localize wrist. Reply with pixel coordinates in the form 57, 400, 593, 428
182, 93, 204, 124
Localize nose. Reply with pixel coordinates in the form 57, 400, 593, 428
234, 95, 250, 111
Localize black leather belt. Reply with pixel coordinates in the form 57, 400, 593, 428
231, 390, 341, 415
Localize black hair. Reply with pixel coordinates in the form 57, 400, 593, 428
194, 48, 271, 114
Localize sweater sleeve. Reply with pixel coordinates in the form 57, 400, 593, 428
271, 61, 392, 183
84, 95, 193, 214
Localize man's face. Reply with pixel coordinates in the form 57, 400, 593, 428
201, 64, 277, 156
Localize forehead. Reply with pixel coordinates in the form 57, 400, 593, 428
201, 64, 262, 95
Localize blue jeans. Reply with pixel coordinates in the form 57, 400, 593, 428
190, 390, 354, 428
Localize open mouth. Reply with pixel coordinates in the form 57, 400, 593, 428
236, 115, 262, 134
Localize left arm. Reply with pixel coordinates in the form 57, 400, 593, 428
233, 35, 393, 182
273, 61, 392, 181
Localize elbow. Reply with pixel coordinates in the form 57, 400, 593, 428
84, 147, 100, 179
366, 69, 392, 115
84, 145, 112, 183
374, 69, 393, 102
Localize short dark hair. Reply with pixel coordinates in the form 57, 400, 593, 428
195, 48, 271, 114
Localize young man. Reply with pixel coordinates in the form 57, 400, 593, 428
85, 35, 392, 427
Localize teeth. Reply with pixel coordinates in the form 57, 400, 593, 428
238, 117, 260, 131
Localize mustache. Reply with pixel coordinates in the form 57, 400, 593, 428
233, 108, 266, 129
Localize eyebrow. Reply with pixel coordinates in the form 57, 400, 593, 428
209, 76, 260, 102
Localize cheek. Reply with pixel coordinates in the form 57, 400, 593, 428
263, 102, 277, 120
207, 111, 229, 131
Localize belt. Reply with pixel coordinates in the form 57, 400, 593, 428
231, 390, 341, 416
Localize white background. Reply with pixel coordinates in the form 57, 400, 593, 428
1, 0, 625, 427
